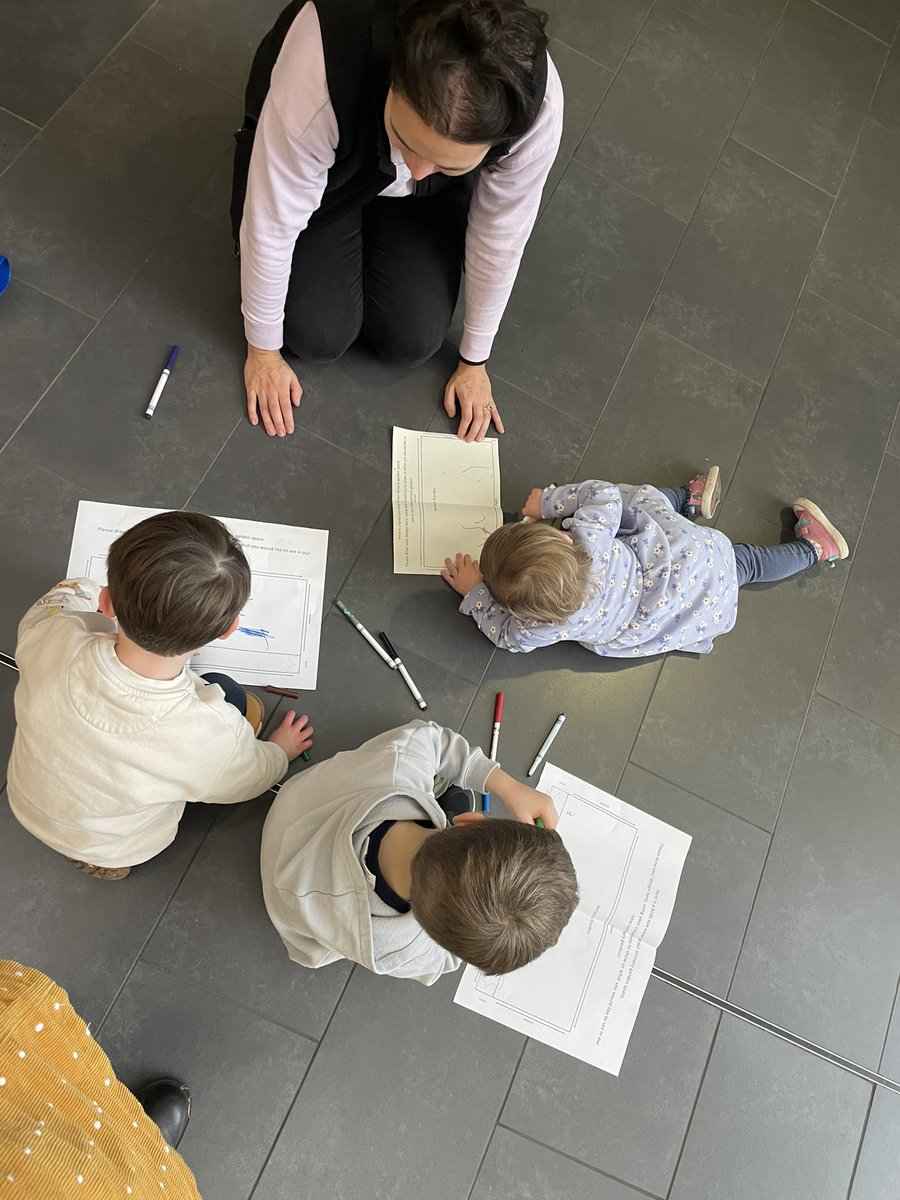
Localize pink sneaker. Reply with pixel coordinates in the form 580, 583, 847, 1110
683, 465, 720, 520
793, 498, 849, 567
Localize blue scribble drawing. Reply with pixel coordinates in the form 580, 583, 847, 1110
237, 625, 273, 649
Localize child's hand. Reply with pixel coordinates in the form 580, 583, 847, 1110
267, 710, 313, 761
484, 768, 559, 830
522, 488, 544, 522
441, 553, 483, 596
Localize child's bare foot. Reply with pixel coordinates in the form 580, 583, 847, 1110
684, 465, 720, 520
793, 499, 849, 566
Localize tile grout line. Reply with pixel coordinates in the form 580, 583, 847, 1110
805, 285, 900, 344
94, 816, 219, 1035
621, 761, 775, 835
727, 134, 837, 197
495, 1123, 666, 1200
128, 35, 245, 104
181, 417, 244, 508
0, 0, 162, 184
0, 104, 41, 129
463, 1040, 530, 1200
842, 1085, 878, 1200
813, 688, 900, 745
246, 966, 358, 1199
663, 1010, 724, 1200
612, 661, 666, 798
809, 0, 894, 43
120, 956, 321, 1047
651, 968, 900, 1094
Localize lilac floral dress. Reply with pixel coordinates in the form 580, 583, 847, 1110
460, 480, 739, 657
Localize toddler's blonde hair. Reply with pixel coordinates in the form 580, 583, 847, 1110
479, 522, 592, 623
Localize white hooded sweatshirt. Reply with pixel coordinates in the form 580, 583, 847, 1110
260, 721, 497, 985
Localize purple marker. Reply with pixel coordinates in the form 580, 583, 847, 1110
144, 345, 180, 419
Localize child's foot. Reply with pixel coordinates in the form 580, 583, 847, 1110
683, 465, 721, 520
68, 860, 131, 880
433, 779, 477, 822
793, 498, 849, 567
245, 690, 265, 736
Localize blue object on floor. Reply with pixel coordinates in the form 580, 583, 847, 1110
0, 256, 9, 295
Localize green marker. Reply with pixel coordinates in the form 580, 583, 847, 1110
535, 817, 545, 828
301, 750, 311, 763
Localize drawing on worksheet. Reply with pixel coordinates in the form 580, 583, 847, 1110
391, 427, 502, 574
454, 765, 691, 1075
68, 501, 328, 689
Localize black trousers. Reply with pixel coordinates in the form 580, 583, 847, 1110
283, 189, 469, 368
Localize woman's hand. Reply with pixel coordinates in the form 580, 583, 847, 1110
244, 345, 303, 437
443, 362, 505, 443
441, 553, 483, 596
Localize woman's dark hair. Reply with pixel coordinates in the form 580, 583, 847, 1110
391, 0, 549, 146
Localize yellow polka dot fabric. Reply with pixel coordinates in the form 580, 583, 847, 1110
0, 961, 200, 1199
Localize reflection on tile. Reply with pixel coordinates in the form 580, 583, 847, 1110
816, 0, 900, 42
0, 41, 234, 316
669, 0, 788, 59
632, 502, 845, 829
578, 3, 755, 220
0, 802, 212, 1026
850, 1091, 900, 1200
275, 610, 479, 779
543, 41, 613, 202
9, 216, 243, 508
730, 696, 900, 1065
618, 765, 769, 993
295, 341, 454, 471
491, 162, 683, 425
730, 290, 900, 544
143, 799, 352, 1039
0, 0, 156, 125
652, 141, 831, 383
189, 151, 234, 233
0, 281, 94, 447
809, 119, 900, 339
253, 970, 524, 1200
870, 39, 900, 134
733, 0, 886, 193
583, 323, 761, 488
670, 1015, 870, 1200
99, 961, 313, 1200
0, 454, 93, 651
818, 458, 900, 736
132, 0, 274, 98
0, 108, 35, 173
502, 979, 718, 1196
472, 1128, 645, 1200
460, 643, 663, 795
542, 0, 655, 69
188, 422, 387, 606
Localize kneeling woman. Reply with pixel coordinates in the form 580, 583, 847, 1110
232, 0, 562, 440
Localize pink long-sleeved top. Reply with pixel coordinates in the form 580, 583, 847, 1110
240, 2, 563, 362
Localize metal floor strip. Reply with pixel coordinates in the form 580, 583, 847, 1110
651, 966, 900, 1095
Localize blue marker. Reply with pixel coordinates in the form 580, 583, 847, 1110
526, 713, 567, 778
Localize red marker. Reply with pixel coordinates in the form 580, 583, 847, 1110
489, 691, 505, 761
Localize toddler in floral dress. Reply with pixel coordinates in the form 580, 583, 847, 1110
442, 469, 848, 657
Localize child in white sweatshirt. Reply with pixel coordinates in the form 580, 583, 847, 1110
8, 511, 312, 879
261, 721, 577, 985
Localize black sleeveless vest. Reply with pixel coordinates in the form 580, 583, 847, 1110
230, 0, 548, 244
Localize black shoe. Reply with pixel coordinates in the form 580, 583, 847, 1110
434, 783, 478, 823
137, 1078, 191, 1149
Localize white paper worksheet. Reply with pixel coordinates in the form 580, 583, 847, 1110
454, 764, 691, 1074
391, 427, 502, 574
66, 501, 328, 689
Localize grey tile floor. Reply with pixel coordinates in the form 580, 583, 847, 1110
1, 1, 900, 1196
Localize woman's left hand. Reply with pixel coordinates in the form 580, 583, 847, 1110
444, 362, 505, 443
442, 553, 483, 596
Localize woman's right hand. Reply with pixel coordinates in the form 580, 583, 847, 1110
244, 345, 303, 437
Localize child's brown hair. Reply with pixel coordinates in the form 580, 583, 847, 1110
410, 820, 578, 975
479, 522, 593, 623
107, 511, 251, 657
